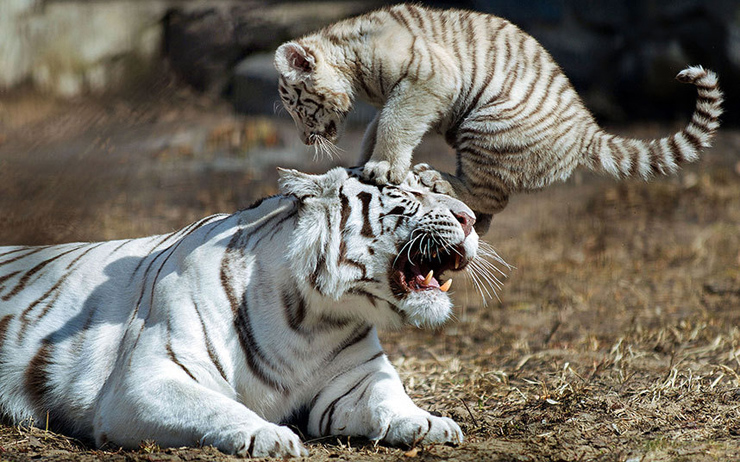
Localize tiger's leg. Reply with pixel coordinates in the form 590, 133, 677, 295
308, 342, 462, 447
94, 361, 306, 457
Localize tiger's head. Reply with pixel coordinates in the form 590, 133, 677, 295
275, 41, 352, 149
278, 166, 481, 329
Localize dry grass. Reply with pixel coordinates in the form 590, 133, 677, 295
1, 92, 739, 461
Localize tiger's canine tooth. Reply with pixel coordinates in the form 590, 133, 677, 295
423, 270, 434, 286
440, 279, 452, 292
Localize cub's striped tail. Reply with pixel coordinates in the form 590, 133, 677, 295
585, 66, 723, 179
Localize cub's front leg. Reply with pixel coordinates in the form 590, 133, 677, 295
362, 82, 450, 185
309, 353, 463, 447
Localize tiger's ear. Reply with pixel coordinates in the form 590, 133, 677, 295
278, 167, 348, 200
274, 42, 316, 83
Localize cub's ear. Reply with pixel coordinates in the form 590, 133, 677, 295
278, 167, 349, 200
274, 42, 316, 83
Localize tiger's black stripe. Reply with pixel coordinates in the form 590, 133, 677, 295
348, 288, 379, 308
324, 324, 372, 366
25, 341, 53, 422
320, 371, 374, 435
0, 247, 49, 267
0, 270, 22, 291
18, 242, 106, 340
192, 298, 229, 382
0, 315, 12, 355
166, 317, 197, 382
0, 247, 32, 260
2, 245, 85, 302
127, 215, 220, 289
282, 288, 307, 333
310, 352, 385, 413
220, 228, 290, 392
357, 192, 375, 238
309, 253, 327, 294
68, 307, 97, 356
234, 292, 288, 393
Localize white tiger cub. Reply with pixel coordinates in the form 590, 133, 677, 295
275, 4, 723, 233
0, 167, 477, 458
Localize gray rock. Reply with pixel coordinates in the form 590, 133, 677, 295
0, 0, 167, 96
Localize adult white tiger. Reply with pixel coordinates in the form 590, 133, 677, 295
0, 166, 480, 458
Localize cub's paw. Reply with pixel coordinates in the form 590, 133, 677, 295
362, 160, 392, 184
363, 160, 408, 185
411, 164, 456, 196
203, 423, 307, 458
383, 414, 463, 448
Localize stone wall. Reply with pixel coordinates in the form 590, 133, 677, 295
0, 0, 378, 97
0, 0, 167, 96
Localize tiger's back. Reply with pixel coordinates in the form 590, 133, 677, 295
275, 4, 723, 231
0, 216, 228, 437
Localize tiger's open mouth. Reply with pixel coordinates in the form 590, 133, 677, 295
392, 242, 469, 294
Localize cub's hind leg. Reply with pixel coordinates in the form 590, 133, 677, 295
411, 163, 506, 236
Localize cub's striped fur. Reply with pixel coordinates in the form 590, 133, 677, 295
275, 4, 723, 232
0, 167, 483, 457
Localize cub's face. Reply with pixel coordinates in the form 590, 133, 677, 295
278, 76, 349, 146
280, 168, 479, 328
274, 41, 352, 148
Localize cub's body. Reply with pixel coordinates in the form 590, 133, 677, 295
276, 4, 722, 232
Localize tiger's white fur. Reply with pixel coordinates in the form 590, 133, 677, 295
275, 4, 723, 233
0, 167, 478, 457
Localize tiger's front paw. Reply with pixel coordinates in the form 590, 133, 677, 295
363, 160, 407, 185
202, 423, 307, 458
383, 414, 463, 448
411, 164, 456, 196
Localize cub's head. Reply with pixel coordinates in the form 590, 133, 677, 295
274, 41, 352, 148
279, 167, 483, 328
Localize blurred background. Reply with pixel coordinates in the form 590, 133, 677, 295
4, 5, 740, 459
0, 0, 738, 246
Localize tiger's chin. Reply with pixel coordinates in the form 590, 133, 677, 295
399, 292, 454, 328
391, 233, 478, 328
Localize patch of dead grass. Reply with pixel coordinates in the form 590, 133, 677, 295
1, 109, 739, 460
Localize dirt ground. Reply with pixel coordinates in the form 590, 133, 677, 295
1, 86, 739, 462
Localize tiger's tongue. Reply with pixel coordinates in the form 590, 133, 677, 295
415, 272, 440, 289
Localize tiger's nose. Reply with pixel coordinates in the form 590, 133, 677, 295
455, 212, 475, 237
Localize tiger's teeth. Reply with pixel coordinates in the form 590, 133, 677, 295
440, 279, 452, 292
423, 270, 434, 286
455, 254, 462, 269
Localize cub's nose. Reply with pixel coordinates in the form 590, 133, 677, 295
454, 211, 475, 237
